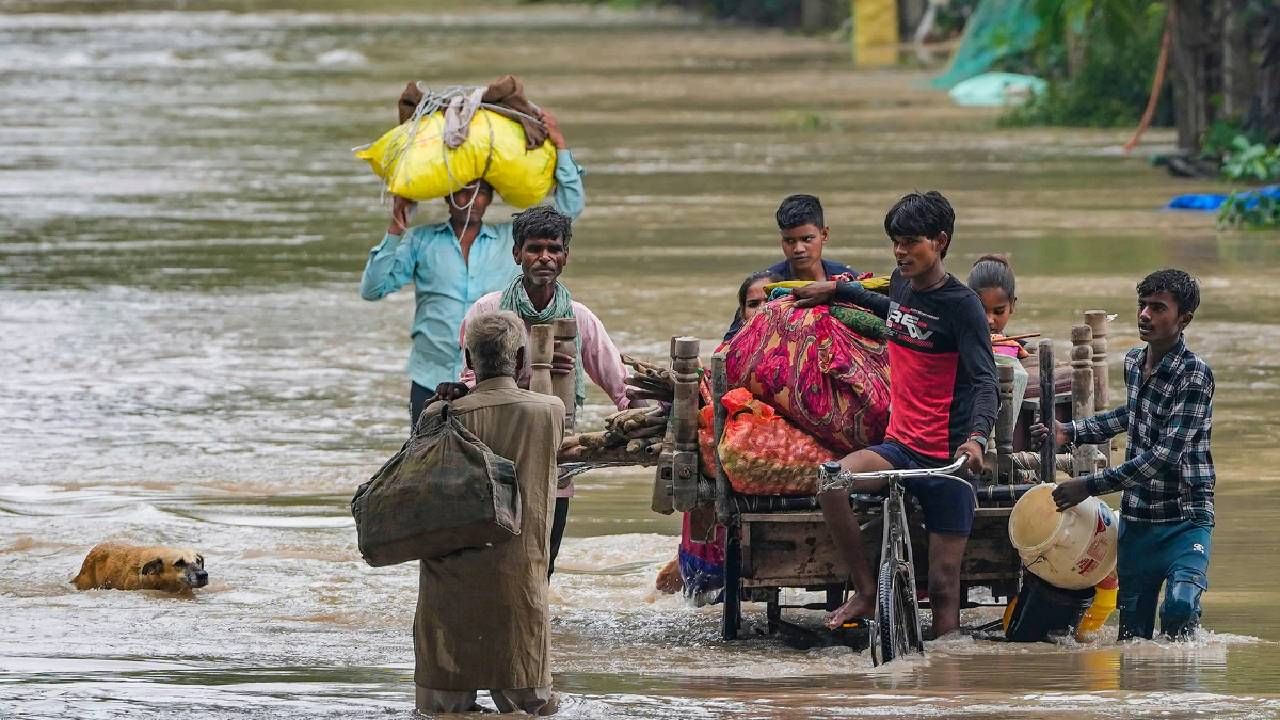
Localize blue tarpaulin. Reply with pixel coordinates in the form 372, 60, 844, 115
1167, 186, 1280, 211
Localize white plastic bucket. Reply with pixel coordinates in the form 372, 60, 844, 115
1008, 483, 1118, 590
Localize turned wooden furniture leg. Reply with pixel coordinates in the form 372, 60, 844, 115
1084, 310, 1111, 465
529, 324, 555, 397
1070, 324, 1097, 476
552, 318, 578, 431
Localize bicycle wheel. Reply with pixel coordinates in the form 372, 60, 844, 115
872, 560, 925, 665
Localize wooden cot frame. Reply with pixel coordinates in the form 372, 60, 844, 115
652, 310, 1114, 642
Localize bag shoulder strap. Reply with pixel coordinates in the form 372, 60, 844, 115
412, 399, 451, 437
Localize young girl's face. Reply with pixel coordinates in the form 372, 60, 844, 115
978, 287, 1015, 334
742, 280, 772, 322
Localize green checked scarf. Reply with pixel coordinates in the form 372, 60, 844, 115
499, 274, 586, 410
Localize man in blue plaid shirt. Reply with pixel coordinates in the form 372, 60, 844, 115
1035, 269, 1214, 640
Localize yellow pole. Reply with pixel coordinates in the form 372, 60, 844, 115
852, 0, 900, 67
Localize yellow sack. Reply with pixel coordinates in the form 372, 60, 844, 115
354, 108, 557, 209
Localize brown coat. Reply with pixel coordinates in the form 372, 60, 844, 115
414, 377, 564, 691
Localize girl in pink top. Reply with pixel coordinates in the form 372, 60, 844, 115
968, 254, 1028, 359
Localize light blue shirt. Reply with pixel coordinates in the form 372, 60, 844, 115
360, 150, 585, 390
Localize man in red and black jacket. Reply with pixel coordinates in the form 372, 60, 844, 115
795, 190, 997, 638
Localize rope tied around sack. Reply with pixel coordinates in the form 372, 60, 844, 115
354, 81, 555, 226
378, 83, 550, 237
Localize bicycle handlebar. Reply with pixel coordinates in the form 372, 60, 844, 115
818, 453, 971, 490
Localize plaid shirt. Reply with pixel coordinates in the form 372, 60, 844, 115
1065, 337, 1215, 525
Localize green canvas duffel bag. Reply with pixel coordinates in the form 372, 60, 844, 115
352, 403, 521, 566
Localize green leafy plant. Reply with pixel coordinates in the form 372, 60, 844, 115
1221, 135, 1280, 182
1217, 192, 1280, 229
1201, 120, 1265, 158
1028, 0, 1155, 53
1000, 2, 1168, 128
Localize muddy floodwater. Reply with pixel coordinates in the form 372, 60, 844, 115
2, 3, 1279, 718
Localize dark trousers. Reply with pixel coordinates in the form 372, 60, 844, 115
1116, 519, 1212, 639
548, 497, 570, 578
410, 381, 432, 431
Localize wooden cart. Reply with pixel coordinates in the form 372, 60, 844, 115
652, 311, 1116, 644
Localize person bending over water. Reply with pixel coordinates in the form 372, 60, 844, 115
793, 191, 997, 638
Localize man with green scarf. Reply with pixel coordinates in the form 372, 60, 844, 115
460, 206, 631, 576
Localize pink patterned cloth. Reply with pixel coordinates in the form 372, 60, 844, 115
723, 296, 891, 455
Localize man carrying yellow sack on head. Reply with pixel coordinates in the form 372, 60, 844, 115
360, 101, 585, 430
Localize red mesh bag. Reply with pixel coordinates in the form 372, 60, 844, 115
698, 402, 718, 479
709, 388, 837, 496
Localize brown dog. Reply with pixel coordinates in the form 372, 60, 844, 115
73, 543, 208, 594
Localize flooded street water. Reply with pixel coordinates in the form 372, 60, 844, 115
2, 3, 1280, 718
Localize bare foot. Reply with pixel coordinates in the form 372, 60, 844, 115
654, 557, 683, 594
825, 594, 874, 629
928, 627, 966, 642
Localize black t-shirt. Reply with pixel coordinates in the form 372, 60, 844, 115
836, 270, 998, 460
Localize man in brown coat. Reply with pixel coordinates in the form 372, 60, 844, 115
415, 310, 564, 715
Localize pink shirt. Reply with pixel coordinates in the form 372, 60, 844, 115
459, 291, 631, 498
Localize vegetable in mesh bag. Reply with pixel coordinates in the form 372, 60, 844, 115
698, 402, 718, 479
351, 402, 522, 566
716, 388, 837, 496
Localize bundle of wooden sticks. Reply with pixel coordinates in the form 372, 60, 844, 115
556, 355, 679, 466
